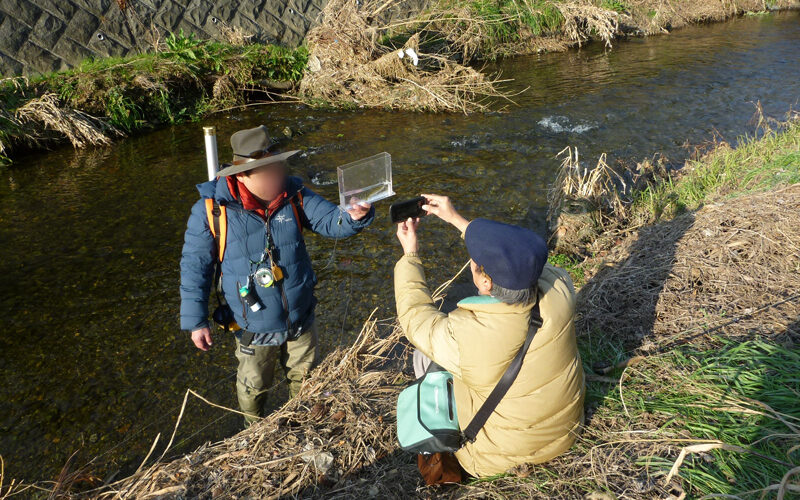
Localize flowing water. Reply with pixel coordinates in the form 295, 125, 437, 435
1, 11, 799, 483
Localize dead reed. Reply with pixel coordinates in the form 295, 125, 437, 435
14, 93, 121, 150
556, 2, 619, 48
546, 146, 669, 255
299, 0, 513, 113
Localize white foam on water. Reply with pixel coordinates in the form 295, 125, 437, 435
311, 172, 337, 186
538, 115, 597, 134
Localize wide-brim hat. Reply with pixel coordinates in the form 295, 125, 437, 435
215, 125, 299, 177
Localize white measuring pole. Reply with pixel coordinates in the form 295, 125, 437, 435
203, 126, 219, 181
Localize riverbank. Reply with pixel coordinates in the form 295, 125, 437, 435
0, 32, 307, 166
15, 115, 796, 499
379, 0, 800, 61
2, 1, 798, 166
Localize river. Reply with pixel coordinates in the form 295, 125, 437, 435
1, 10, 798, 484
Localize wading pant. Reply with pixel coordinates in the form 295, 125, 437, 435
234, 324, 319, 425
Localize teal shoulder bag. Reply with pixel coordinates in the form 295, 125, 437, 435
396, 303, 542, 454
397, 369, 462, 453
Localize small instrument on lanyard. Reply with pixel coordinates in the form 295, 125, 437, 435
254, 264, 284, 287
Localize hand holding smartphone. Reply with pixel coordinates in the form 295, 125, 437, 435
390, 196, 427, 223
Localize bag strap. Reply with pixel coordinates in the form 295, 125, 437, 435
462, 300, 542, 444
265, 212, 295, 337
205, 199, 232, 331
289, 191, 309, 233
204, 199, 227, 263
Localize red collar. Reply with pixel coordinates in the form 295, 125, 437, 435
226, 177, 287, 220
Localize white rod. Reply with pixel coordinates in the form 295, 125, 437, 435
203, 126, 219, 181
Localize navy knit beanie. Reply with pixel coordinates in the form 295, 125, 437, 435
464, 219, 548, 290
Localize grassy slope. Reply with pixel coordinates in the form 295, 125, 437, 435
553, 338, 800, 497
533, 121, 800, 498
549, 118, 800, 270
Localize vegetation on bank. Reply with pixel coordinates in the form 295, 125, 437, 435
381, 0, 799, 61
0, 31, 307, 165
632, 117, 800, 220
2, 0, 798, 164
548, 112, 800, 259
535, 116, 800, 498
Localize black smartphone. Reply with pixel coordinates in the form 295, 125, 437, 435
390, 196, 427, 223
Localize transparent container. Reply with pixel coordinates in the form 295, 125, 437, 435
337, 152, 396, 209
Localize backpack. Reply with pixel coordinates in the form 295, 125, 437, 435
204, 191, 307, 261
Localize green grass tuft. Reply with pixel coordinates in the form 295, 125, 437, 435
629, 120, 800, 224
610, 339, 800, 496
600, 0, 627, 13
548, 253, 587, 287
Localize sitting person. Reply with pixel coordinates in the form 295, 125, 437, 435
393, 194, 585, 477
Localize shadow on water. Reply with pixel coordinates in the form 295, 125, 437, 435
1, 10, 799, 483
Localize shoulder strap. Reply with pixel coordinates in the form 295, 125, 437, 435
205, 199, 230, 327
462, 301, 542, 444
289, 190, 309, 233
204, 199, 227, 262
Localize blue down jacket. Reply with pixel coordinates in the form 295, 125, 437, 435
180, 175, 374, 345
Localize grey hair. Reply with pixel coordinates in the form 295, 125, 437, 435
490, 282, 537, 305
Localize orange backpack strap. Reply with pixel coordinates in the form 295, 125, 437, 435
204, 199, 227, 262
204, 199, 216, 237
290, 190, 306, 233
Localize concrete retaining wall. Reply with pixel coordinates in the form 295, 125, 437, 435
0, 0, 325, 77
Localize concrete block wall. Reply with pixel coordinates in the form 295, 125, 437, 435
0, 0, 326, 77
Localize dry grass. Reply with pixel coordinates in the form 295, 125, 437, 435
390, 0, 620, 62
578, 184, 800, 350
547, 146, 669, 255
14, 93, 121, 150
404, 0, 799, 62
79, 312, 415, 499
548, 109, 800, 260
0, 33, 307, 165
299, 0, 513, 113
625, 0, 800, 36
557, 2, 619, 48
217, 23, 254, 47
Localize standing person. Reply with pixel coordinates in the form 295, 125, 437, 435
393, 194, 584, 477
180, 125, 374, 424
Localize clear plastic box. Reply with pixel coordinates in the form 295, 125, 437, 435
337, 152, 396, 209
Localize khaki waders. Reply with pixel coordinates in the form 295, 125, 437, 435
234, 324, 319, 425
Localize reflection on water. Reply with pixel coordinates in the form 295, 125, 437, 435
1, 11, 798, 482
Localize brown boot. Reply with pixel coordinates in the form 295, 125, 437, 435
417, 452, 464, 485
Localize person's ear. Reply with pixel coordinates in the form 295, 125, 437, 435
479, 274, 492, 294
